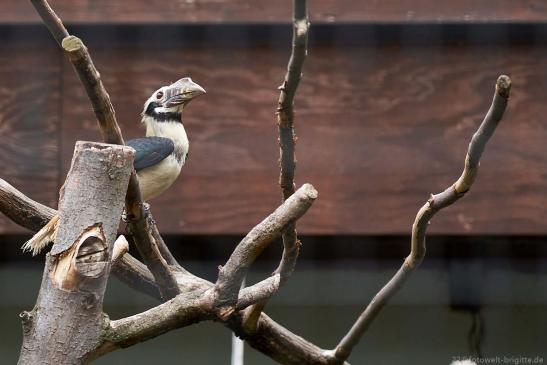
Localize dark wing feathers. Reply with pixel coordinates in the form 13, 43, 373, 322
127, 137, 174, 172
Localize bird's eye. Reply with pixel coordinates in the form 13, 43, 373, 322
156, 91, 164, 99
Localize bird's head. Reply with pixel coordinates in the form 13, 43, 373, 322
142, 77, 206, 123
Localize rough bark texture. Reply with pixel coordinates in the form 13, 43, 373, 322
18, 141, 134, 365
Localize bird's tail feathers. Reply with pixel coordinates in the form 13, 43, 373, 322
22, 215, 60, 256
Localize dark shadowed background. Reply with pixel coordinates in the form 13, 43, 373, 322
0, 1, 546, 364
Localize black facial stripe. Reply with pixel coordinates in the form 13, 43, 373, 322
144, 101, 182, 123
144, 101, 161, 116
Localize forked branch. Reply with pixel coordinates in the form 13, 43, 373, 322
214, 184, 317, 316
0, 179, 338, 365
333, 75, 512, 362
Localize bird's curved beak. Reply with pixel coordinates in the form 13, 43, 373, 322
163, 77, 206, 108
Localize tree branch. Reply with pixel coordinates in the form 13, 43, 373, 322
0, 178, 55, 231
333, 75, 512, 362
29, 0, 68, 44
0, 177, 164, 301
214, 183, 317, 316
61, 36, 124, 145
0, 177, 350, 364
276, 0, 309, 284
246, 0, 310, 330
95, 291, 212, 358
30, 0, 180, 300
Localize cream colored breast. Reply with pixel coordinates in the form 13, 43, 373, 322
137, 155, 182, 201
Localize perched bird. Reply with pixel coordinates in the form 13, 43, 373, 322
128, 77, 205, 200
23, 77, 205, 255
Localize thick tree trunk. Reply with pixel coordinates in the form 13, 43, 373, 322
18, 141, 134, 365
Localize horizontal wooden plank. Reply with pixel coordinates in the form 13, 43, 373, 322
2, 0, 547, 24
56, 42, 547, 235
0, 46, 60, 234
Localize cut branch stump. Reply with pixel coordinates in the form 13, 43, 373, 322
18, 141, 134, 365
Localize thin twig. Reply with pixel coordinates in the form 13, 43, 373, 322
29, 0, 180, 299
275, 0, 309, 283
214, 183, 317, 317
245, 0, 310, 330
333, 75, 512, 362
29, 0, 68, 44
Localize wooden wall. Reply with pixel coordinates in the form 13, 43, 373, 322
1, 2, 547, 235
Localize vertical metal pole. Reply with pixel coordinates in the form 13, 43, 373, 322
231, 277, 246, 365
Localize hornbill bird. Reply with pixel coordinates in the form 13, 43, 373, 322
23, 77, 206, 255
128, 77, 205, 201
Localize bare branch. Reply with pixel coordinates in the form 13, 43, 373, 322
125, 207, 181, 299
95, 291, 212, 358
29, 0, 68, 44
246, 0, 310, 329
0, 178, 163, 301
230, 312, 345, 365
61, 36, 124, 145
333, 75, 512, 362
276, 0, 309, 282
30, 0, 180, 299
0, 178, 348, 364
214, 183, 317, 315
0, 178, 55, 231
111, 253, 163, 300
236, 275, 281, 311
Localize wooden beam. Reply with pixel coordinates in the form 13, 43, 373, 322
0, 44, 60, 234
53, 43, 547, 235
1, 1, 547, 24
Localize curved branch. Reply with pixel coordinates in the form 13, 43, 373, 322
0, 178, 347, 364
111, 252, 162, 300
94, 291, 212, 359
276, 0, 309, 283
214, 183, 317, 316
236, 275, 281, 311
0, 178, 55, 231
333, 75, 512, 362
